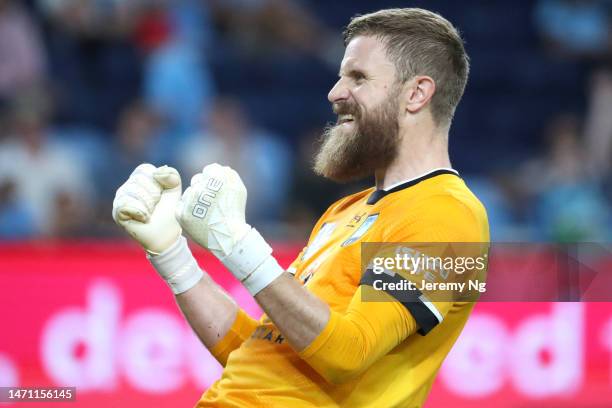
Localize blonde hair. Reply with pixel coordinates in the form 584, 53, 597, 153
344, 8, 470, 126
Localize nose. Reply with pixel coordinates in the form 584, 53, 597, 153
328, 78, 350, 104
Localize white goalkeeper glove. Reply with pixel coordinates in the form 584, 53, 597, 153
176, 163, 284, 295
112, 163, 203, 294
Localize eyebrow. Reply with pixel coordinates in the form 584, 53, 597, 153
338, 69, 367, 78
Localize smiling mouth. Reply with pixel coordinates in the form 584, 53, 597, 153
337, 115, 355, 124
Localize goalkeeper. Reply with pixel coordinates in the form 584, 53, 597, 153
112, 8, 489, 408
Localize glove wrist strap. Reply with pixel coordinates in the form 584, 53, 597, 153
222, 228, 284, 295
148, 236, 204, 294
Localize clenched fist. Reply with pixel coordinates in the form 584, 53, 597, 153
176, 164, 284, 295
112, 163, 202, 294
176, 163, 251, 258
112, 163, 182, 254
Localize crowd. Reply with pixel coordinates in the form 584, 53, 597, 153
0, 0, 609, 242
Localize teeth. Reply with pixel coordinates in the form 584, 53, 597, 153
339, 114, 354, 123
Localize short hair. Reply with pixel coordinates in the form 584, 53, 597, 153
344, 8, 470, 127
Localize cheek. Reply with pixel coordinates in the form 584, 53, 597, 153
353, 88, 387, 114
350, 85, 368, 102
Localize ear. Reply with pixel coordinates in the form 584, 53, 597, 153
404, 76, 436, 114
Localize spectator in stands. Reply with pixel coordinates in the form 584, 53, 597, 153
83, 100, 164, 237
584, 70, 612, 194
177, 97, 291, 230
210, 0, 340, 64
37, 0, 142, 129
534, 0, 612, 58
97, 101, 162, 201
519, 114, 610, 241
0, 0, 46, 101
37, 0, 135, 37
0, 94, 92, 237
463, 175, 521, 241
138, 0, 214, 135
0, 179, 36, 239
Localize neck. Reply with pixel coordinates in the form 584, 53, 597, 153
375, 125, 451, 190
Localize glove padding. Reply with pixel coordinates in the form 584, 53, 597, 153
176, 163, 251, 259
112, 163, 182, 255
176, 163, 283, 295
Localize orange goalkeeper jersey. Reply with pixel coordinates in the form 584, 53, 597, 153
197, 168, 489, 407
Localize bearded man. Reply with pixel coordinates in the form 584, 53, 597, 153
112, 8, 489, 408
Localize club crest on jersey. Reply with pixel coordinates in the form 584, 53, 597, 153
346, 211, 368, 228
341, 213, 379, 246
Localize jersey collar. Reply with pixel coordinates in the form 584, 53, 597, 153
366, 168, 460, 205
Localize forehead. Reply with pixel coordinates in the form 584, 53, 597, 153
340, 35, 395, 77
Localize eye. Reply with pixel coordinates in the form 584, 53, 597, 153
338, 69, 368, 85
352, 72, 366, 84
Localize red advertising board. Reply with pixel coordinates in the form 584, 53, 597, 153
0, 242, 611, 407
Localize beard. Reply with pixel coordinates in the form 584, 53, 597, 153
313, 90, 401, 183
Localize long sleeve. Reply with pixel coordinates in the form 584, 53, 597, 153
298, 285, 420, 384
209, 308, 259, 366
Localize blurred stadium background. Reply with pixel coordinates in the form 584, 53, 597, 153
0, 0, 610, 407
